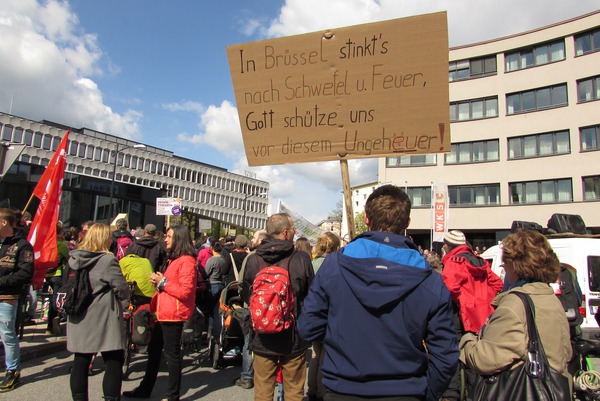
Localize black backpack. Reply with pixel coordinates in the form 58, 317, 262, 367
56, 264, 94, 316
555, 263, 584, 333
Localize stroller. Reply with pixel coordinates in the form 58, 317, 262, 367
209, 280, 245, 369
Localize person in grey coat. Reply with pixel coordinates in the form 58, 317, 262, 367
66, 223, 131, 401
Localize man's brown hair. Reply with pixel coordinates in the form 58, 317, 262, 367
0, 208, 17, 227
364, 185, 411, 234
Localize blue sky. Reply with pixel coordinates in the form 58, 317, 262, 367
1, 0, 598, 224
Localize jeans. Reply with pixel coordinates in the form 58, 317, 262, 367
209, 283, 223, 339
241, 308, 254, 380
0, 301, 20, 371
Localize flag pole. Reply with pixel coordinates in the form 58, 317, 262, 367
22, 192, 36, 214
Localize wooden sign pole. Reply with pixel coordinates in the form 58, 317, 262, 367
340, 159, 356, 240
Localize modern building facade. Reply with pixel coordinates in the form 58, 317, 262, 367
0, 112, 269, 236
346, 11, 600, 250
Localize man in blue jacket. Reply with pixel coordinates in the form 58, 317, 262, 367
298, 185, 458, 401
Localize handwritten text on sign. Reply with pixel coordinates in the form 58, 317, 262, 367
226, 12, 450, 166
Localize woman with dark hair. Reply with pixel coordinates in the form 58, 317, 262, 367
459, 229, 572, 398
67, 223, 130, 401
123, 225, 197, 401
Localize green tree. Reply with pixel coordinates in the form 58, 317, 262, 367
330, 199, 343, 225
354, 211, 368, 234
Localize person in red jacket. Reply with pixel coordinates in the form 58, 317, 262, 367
440, 230, 503, 401
123, 224, 197, 401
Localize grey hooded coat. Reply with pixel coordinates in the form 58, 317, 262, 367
66, 250, 131, 353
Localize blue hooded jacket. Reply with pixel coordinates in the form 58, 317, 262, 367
297, 231, 458, 401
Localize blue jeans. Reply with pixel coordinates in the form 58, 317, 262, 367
209, 283, 223, 339
0, 301, 20, 371
241, 308, 254, 380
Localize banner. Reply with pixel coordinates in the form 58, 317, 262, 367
156, 197, 182, 216
28, 130, 69, 289
277, 200, 324, 244
431, 183, 448, 243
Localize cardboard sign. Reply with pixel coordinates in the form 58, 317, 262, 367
226, 12, 450, 167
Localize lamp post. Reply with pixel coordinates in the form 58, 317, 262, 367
108, 143, 146, 222
242, 191, 268, 235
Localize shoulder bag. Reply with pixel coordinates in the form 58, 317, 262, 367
472, 291, 571, 401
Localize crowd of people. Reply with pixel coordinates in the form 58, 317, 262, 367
0, 184, 584, 400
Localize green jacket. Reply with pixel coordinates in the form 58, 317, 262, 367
459, 282, 572, 378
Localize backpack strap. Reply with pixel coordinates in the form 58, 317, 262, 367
230, 253, 239, 282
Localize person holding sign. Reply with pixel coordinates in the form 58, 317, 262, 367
298, 185, 458, 401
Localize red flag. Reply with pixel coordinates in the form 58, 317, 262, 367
27, 130, 69, 289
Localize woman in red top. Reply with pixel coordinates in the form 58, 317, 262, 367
123, 224, 197, 401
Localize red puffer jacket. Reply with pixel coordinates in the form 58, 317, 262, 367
442, 245, 504, 333
151, 255, 197, 322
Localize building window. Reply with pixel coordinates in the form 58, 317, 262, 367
445, 139, 499, 164
86, 145, 95, 160
69, 141, 79, 156
581, 125, 600, 151
33, 131, 43, 148
1, 124, 12, 141
449, 184, 500, 206
450, 97, 498, 122
510, 178, 572, 204
386, 154, 437, 167
583, 176, 600, 201
575, 27, 600, 56
407, 187, 431, 208
508, 130, 570, 159
505, 39, 565, 72
43, 134, 52, 150
506, 84, 567, 114
449, 55, 496, 81
13, 127, 23, 143
78, 143, 86, 158
577, 75, 600, 102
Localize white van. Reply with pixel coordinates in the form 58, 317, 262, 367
482, 235, 600, 339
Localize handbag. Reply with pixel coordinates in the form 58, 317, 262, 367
472, 292, 571, 401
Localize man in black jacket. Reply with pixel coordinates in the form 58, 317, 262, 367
125, 223, 166, 271
0, 208, 34, 392
242, 213, 314, 401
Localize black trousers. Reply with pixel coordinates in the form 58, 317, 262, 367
71, 350, 124, 399
138, 321, 184, 400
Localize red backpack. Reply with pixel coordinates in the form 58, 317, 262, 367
116, 236, 133, 260
249, 257, 295, 334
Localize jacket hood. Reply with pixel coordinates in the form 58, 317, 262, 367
255, 238, 295, 265
112, 229, 133, 240
133, 236, 160, 249
69, 249, 109, 271
442, 245, 488, 279
338, 231, 431, 311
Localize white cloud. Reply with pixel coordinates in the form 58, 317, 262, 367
176, 100, 246, 159
0, 0, 140, 137
264, 0, 600, 46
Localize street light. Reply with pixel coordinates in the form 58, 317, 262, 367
242, 191, 268, 234
108, 143, 146, 222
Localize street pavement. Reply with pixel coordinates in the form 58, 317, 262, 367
0, 318, 280, 400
